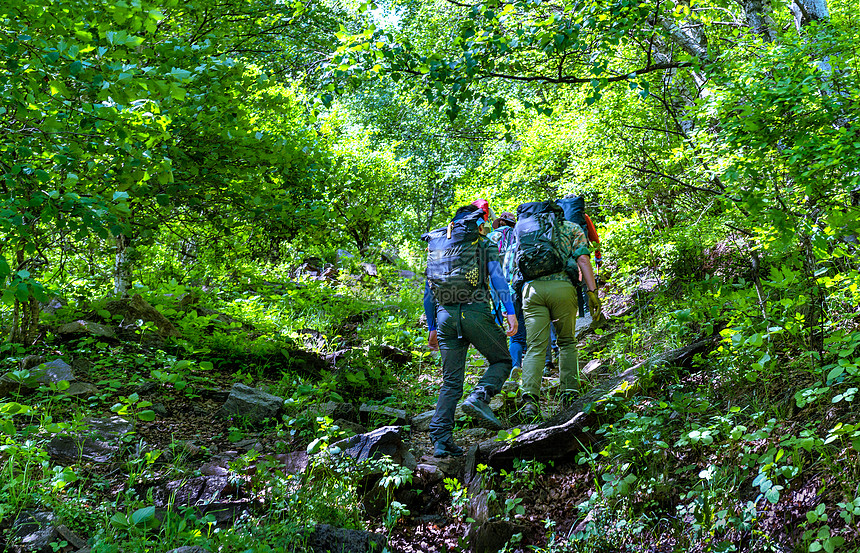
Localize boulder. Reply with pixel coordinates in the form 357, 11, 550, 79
467, 520, 527, 553
378, 345, 412, 366
104, 294, 181, 337
333, 419, 367, 436
63, 381, 99, 398
47, 416, 133, 464
410, 410, 434, 432
318, 401, 358, 422
333, 426, 414, 468
305, 524, 386, 553
359, 404, 408, 426
32, 359, 75, 385
19, 356, 46, 371
360, 263, 378, 277
10, 511, 57, 553
217, 383, 284, 425
56, 320, 116, 339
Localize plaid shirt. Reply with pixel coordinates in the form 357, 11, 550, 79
513, 220, 591, 286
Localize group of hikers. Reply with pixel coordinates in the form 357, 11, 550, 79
422, 197, 604, 458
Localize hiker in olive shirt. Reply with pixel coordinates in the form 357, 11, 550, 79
519, 210, 601, 419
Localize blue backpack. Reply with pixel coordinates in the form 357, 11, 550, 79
422, 210, 488, 305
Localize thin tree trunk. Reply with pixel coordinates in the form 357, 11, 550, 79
114, 234, 132, 297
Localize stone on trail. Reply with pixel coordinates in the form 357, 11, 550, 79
410, 409, 434, 432
358, 403, 408, 426
47, 416, 133, 464
56, 320, 116, 339
9, 511, 58, 553
305, 524, 386, 553
217, 383, 284, 425
467, 519, 528, 553
333, 426, 415, 470
1, 358, 76, 398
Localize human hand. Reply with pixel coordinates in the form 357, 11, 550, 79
586, 290, 602, 320
505, 313, 518, 337
428, 330, 439, 351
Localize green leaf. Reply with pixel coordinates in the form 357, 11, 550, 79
131, 506, 157, 527
138, 410, 156, 421
110, 513, 130, 529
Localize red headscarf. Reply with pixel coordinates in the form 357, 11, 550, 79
471, 199, 490, 222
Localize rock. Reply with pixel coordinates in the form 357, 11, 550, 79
63, 382, 99, 399
274, 451, 309, 475
318, 401, 358, 422
150, 476, 238, 507
360, 263, 378, 277
46, 416, 133, 464
336, 249, 355, 261
134, 381, 158, 395
217, 383, 284, 425
334, 418, 367, 436
1, 358, 76, 398
103, 294, 182, 338
416, 454, 466, 481
378, 345, 412, 366
19, 356, 46, 371
467, 490, 501, 524
467, 520, 527, 553
57, 320, 116, 339
305, 524, 386, 553
397, 270, 416, 279
231, 437, 262, 451
32, 359, 75, 385
332, 426, 412, 466
55, 525, 86, 550
10, 511, 57, 553
165, 547, 212, 553
359, 404, 408, 426
41, 297, 67, 315
200, 461, 230, 477
411, 410, 434, 432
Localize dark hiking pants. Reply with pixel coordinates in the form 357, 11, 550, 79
429, 302, 513, 445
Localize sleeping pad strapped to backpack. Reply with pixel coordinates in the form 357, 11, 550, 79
556, 195, 587, 233
421, 210, 489, 305
514, 201, 566, 281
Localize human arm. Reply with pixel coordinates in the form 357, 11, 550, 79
488, 260, 515, 316
488, 259, 517, 336
576, 254, 602, 318
424, 281, 439, 350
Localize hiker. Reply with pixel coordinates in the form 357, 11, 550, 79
556, 195, 602, 317
422, 204, 518, 457
512, 200, 601, 420
488, 212, 527, 385
487, 211, 558, 389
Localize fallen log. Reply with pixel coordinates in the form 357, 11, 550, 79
482, 333, 721, 466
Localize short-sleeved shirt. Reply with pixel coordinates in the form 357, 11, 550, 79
522, 220, 591, 284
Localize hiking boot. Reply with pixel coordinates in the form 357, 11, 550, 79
433, 439, 465, 458
543, 361, 555, 377
521, 394, 542, 422
462, 391, 504, 431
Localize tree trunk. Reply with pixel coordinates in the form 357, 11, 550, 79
114, 233, 132, 297
480, 334, 721, 466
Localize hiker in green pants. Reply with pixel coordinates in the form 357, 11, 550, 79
512, 201, 601, 420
